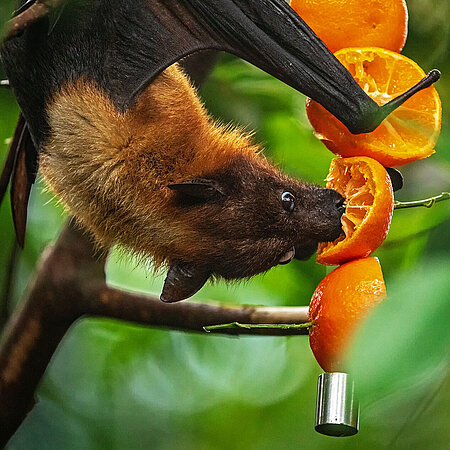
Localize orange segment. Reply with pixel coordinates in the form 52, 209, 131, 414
308, 257, 386, 372
290, 0, 408, 53
306, 48, 442, 167
317, 157, 394, 266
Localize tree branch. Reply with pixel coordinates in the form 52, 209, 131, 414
0, 220, 310, 446
89, 286, 309, 336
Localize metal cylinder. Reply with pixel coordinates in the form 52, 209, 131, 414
315, 372, 359, 437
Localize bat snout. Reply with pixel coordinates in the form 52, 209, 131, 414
306, 188, 344, 244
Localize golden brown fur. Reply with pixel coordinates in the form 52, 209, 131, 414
41, 64, 269, 267
40, 63, 344, 299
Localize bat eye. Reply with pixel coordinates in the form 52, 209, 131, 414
281, 191, 295, 212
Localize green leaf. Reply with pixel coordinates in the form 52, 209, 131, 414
347, 257, 450, 405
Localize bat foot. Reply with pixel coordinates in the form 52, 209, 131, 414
376, 69, 441, 127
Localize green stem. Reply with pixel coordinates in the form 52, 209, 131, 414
394, 192, 450, 210
203, 321, 314, 333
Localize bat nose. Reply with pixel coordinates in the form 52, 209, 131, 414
325, 188, 345, 216
318, 188, 345, 242
335, 195, 345, 216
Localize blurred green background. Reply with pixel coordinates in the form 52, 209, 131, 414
1, 0, 449, 448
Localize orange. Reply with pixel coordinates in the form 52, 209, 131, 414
290, 0, 408, 53
317, 156, 393, 266
308, 257, 386, 372
306, 48, 442, 167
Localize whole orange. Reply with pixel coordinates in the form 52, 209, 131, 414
290, 0, 408, 53
308, 257, 386, 372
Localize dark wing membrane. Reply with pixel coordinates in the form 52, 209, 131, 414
0, 113, 37, 247
111, 0, 377, 133
2, 0, 439, 146
0, 114, 25, 206
10, 119, 37, 248
111, 0, 438, 134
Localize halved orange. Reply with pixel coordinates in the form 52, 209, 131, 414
308, 257, 386, 372
317, 156, 394, 266
290, 0, 408, 54
306, 48, 442, 167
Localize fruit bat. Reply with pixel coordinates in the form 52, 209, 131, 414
0, 0, 438, 301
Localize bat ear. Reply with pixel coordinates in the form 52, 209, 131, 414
385, 167, 404, 192
161, 263, 211, 303
168, 179, 224, 200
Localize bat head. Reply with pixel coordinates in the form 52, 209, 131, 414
162, 156, 344, 302
36, 66, 344, 304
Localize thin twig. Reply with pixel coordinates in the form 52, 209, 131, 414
394, 192, 450, 210
204, 321, 313, 333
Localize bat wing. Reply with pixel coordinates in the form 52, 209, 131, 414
109, 0, 374, 133
0, 115, 24, 207
0, 113, 37, 247
108, 0, 438, 134
4, 0, 439, 141
11, 118, 37, 248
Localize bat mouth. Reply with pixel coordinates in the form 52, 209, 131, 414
278, 247, 296, 265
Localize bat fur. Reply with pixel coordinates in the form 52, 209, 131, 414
8, 0, 414, 300
40, 64, 344, 300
